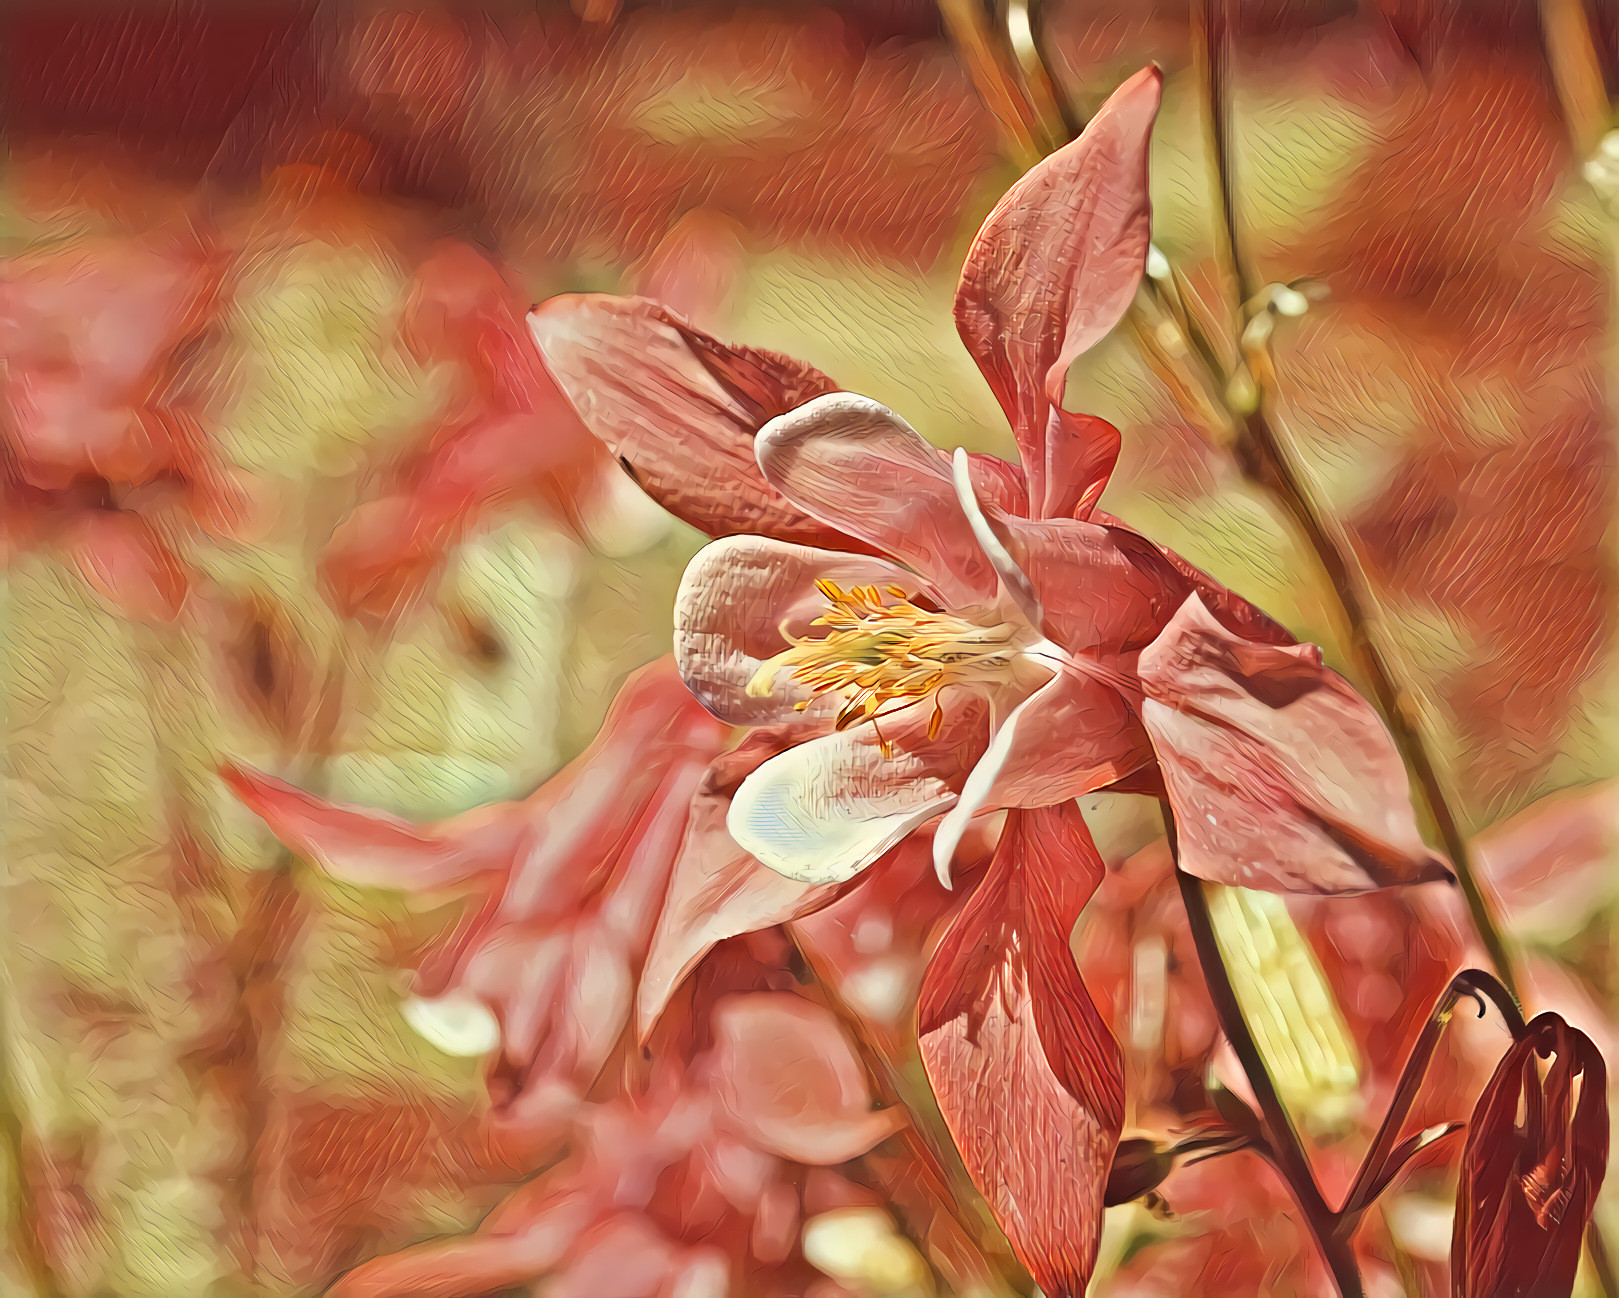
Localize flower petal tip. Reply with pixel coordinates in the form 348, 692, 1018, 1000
754, 391, 899, 471
949, 446, 1045, 626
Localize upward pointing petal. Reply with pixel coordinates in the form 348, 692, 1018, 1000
950, 446, 1045, 630
955, 66, 1161, 519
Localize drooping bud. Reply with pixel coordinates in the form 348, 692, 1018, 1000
1451, 1012, 1609, 1298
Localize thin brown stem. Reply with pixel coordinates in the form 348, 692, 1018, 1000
998, 0, 1073, 151
1192, 0, 1253, 305
1237, 411, 1520, 997
1193, 0, 1520, 999
226, 645, 346, 1284
1170, 816, 1365, 1298
1337, 969, 1518, 1230
1181, 879, 1364, 1298
936, 0, 1043, 169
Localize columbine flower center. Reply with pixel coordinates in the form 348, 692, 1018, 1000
747, 579, 1025, 738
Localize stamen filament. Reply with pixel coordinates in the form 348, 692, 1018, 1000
746, 579, 1028, 742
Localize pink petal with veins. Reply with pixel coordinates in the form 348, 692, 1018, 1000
966, 668, 1152, 812
328, 1185, 593, 1298
529, 294, 852, 547
919, 802, 1122, 1298
1137, 593, 1452, 894
954, 67, 1160, 518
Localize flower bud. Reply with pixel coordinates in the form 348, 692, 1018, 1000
1451, 1013, 1608, 1298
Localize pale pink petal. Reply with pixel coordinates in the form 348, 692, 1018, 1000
1472, 780, 1619, 942
918, 802, 1123, 1297
64, 511, 188, 624
660, 1248, 729, 1298
931, 670, 1152, 884
498, 659, 727, 918
483, 1079, 583, 1171
728, 698, 989, 884
222, 659, 722, 912
955, 67, 1161, 519
477, 747, 707, 1086
674, 535, 929, 727
755, 392, 1001, 609
751, 1180, 800, 1265
545, 1215, 679, 1298
637, 752, 843, 1039
628, 208, 744, 329
1137, 593, 1452, 894
711, 993, 905, 1164
529, 294, 852, 546
327, 1184, 592, 1298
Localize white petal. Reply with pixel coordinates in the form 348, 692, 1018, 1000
727, 730, 959, 885
931, 687, 1044, 888
402, 992, 501, 1057
951, 445, 1046, 629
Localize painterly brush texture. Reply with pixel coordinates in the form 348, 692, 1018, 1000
5, 2, 1618, 1297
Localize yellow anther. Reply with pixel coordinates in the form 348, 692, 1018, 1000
745, 579, 1022, 738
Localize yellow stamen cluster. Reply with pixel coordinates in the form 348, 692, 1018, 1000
747, 579, 1018, 746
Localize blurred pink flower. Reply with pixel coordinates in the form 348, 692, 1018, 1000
225, 659, 730, 1164
319, 240, 607, 628
1, 230, 228, 622
322, 988, 902, 1298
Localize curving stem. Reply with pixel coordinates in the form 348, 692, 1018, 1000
1336, 969, 1519, 1231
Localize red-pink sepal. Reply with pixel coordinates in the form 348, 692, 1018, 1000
954, 67, 1161, 520
917, 801, 1123, 1297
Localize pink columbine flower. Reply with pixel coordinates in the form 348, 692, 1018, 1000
530, 66, 1449, 1298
